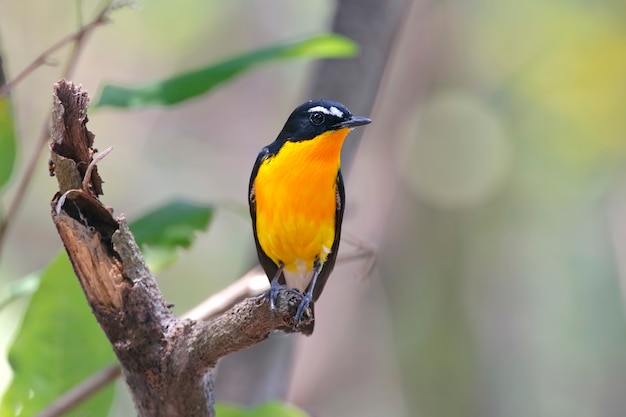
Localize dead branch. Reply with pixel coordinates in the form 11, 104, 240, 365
48, 79, 311, 417
35, 269, 269, 417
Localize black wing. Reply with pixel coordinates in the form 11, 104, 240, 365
248, 147, 286, 285
309, 169, 345, 301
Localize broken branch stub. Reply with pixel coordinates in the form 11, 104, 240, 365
47, 79, 311, 417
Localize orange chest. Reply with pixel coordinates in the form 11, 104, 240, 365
253, 130, 348, 269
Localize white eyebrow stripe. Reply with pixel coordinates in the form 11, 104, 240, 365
329, 106, 344, 117
308, 105, 345, 118
308, 106, 332, 115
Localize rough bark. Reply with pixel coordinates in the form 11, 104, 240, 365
49, 79, 312, 417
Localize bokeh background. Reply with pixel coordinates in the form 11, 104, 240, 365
3, 0, 626, 416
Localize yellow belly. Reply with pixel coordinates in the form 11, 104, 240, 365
254, 129, 349, 273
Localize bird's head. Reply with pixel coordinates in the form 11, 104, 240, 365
277, 99, 371, 142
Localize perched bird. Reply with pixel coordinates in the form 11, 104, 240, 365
248, 99, 371, 334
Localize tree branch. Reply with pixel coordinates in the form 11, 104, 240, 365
48, 79, 311, 417
35, 269, 269, 417
36, 244, 369, 417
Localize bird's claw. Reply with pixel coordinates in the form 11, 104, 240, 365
266, 280, 298, 312
294, 292, 312, 323
265, 281, 313, 330
267, 280, 282, 312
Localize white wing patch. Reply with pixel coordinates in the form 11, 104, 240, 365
308, 105, 344, 118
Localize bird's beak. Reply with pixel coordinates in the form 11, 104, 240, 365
332, 116, 372, 129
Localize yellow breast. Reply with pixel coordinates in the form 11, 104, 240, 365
254, 128, 350, 273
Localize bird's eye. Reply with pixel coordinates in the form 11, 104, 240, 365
310, 112, 325, 125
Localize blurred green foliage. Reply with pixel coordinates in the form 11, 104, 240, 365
0, 97, 16, 192
96, 34, 357, 108
215, 401, 308, 417
0, 254, 115, 417
130, 199, 213, 271
131, 199, 213, 249
0, 274, 39, 314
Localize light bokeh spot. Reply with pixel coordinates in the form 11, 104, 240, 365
397, 91, 511, 209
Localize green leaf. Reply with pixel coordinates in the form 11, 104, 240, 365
129, 199, 213, 271
0, 254, 115, 417
130, 199, 213, 249
0, 96, 17, 191
95, 34, 358, 108
215, 401, 309, 417
0, 273, 40, 312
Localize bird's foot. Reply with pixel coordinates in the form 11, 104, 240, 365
268, 280, 282, 312
294, 292, 313, 323
264, 279, 297, 312
262, 282, 314, 333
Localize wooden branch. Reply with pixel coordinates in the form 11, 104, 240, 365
48, 79, 311, 417
35, 269, 269, 417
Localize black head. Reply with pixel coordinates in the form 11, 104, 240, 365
276, 99, 371, 143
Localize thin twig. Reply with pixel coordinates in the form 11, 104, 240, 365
0, 122, 49, 250
0, 9, 110, 98
183, 268, 268, 321
339, 233, 378, 278
35, 366, 120, 417
0, 5, 112, 253
82, 146, 113, 193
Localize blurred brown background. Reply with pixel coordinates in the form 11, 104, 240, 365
3, 0, 626, 416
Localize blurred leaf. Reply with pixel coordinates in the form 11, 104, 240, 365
130, 199, 213, 249
0, 273, 40, 312
0, 96, 17, 191
95, 34, 358, 108
215, 401, 309, 417
129, 199, 213, 271
0, 254, 115, 417
140, 245, 181, 274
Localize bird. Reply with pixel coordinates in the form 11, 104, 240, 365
248, 99, 371, 335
